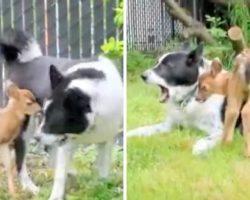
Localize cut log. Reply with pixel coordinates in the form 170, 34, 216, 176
163, 0, 215, 44
228, 26, 246, 54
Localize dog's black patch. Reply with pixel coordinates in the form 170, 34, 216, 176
13, 116, 30, 172
153, 44, 203, 86
0, 29, 31, 63
14, 135, 26, 172
0, 45, 20, 62
43, 88, 91, 134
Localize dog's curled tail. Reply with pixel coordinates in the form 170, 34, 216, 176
0, 29, 42, 63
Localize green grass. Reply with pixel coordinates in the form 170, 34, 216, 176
0, 146, 123, 200
127, 69, 250, 200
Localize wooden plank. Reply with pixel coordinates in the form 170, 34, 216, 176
2, 0, 12, 30
58, 0, 68, 57
94, 1, 104, 54
35, 1, 45, 53
24, 0, 34, 33
13, 0, 23, 29
81, 0, 91, 57
106, 0, 116, 39
69, 0, 80, 58
47, 0, 56, 56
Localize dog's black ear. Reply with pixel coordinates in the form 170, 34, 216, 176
49, 65, 64, 90
186, 43, 203, 66
181, 41, 191, 51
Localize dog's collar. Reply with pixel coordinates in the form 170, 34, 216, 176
175, 84, 198, 108
58, 135, 68, 146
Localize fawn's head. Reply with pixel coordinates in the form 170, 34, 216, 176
6, 82, 41, 115
196, 58, 228, 102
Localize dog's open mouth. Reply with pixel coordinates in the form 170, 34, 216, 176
159, 85, 169, 103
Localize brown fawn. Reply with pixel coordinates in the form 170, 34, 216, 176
0, 81, 40, 196
196, 52, 250, 157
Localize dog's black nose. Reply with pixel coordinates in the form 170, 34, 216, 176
141, 74, 147, 81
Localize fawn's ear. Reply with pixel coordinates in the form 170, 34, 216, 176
210, 58, 222, 78
6, 81, 20, 100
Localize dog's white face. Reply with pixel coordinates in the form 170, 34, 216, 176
141, 45, 204, 103
142, 68, 198, 103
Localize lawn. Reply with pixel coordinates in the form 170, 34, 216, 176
127, 53, 250, 200
0, 145, 123, 200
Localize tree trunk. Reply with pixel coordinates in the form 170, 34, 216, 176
163, 0, 215, 44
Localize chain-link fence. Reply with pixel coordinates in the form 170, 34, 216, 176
127, 0, 197, 51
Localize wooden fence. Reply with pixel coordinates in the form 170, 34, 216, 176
0, 0, 120, 105
0, 0, 119, 58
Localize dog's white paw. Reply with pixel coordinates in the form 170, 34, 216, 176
192, 139, 212, 155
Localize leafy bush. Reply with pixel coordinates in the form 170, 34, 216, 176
114, 1, 123, 28
101, 0, 123, 59
204, 14, 234, 69
204, 0, 250, 69
127, 51, 155, 75
101, 37, 123, 59
205, 15, 227, 42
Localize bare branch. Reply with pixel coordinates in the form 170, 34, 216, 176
163, 0, 215, 44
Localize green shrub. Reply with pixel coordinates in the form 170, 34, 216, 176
204, 14, 234, 69
127, 51, 155, 75
101, 37, 123, 59
101, 0, 123, 59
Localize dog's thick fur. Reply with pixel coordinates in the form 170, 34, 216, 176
127, 44, 226, 155
0, 29, 123, 200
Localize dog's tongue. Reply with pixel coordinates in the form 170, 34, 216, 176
159, 86, 169, 103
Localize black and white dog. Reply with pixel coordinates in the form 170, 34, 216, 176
0, 29, 123, 200
127, 44, 225, 155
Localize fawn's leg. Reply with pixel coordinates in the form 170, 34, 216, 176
2, 145, 16, 195
222, 78, 244, 144
241, 99, 250, 157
